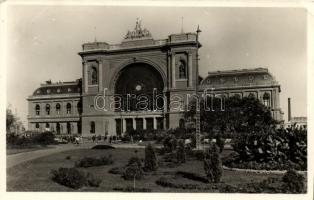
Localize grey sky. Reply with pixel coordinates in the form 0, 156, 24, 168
6, 6, 307, 125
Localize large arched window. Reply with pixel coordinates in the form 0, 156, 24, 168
66, 103, 72, 114
56, 103, 61, 115
178, 60, 187, 79
45, 104, 51, 115
90, 121, 95, 134
35, 104, 40, 115
263, 93, 271, 108
91, 66, 98, 85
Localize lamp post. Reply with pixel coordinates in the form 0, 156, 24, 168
195, 25, 201, 150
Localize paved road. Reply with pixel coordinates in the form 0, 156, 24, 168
6, 143, 90, 168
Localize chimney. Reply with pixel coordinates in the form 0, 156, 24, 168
288, 98, 291, 122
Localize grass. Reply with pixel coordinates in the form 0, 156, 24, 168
7, 148, 284, 192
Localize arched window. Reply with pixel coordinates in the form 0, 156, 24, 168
248, 93, 256, 99
45, 104, 51, 115
56, 103, 61, 115
66, 103, 72, 114
91, 66, 98, 85
179, 119, 185, 129
35, 104, 40, 115
263, 93, 271, 108
90, 121, 95, 134
179, 60, 187, 79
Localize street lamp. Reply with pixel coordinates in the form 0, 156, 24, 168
195, 25, 201, 150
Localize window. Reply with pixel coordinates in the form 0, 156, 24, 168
66, 103, 72, 114
77, 101, 82, 114
248, 93, 256, 99
179, 119, 185, 129
35, 123, 39, 129
46, 123, 50, 128
91, 66, 98, 84
178, 60, 186, 79
90, 121, 95, 134
56, 103, 61, 115
263, 93, 271, 108
46, 104, 51, 115
35, 104, 40, 115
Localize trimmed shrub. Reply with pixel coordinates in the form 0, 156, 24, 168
144, 143, 158, 171
155, 177, 202, 190
51, 167, 87, 189
75, 155, 113, 168
215, 133, 225, 153
176, 140, 186, 163
282, 170, 306, 193
123, 157, 144, 180
162, 135, 177, 153
204, 144, 223, 183
32, 131, 56, 145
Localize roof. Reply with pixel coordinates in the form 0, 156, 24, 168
32, 79, 82, 96
201, 68, 280, 89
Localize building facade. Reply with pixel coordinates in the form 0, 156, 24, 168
27, 22, 283, 137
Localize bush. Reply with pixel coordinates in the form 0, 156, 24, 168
144, 143, 158, 171
86, 173, 102, 187
162, 135, 177, 153
33, 131, 56, 145
176, 140, 186, 163
175, 171, 208, 183
75, 155, 113, 168
282, 170, 306, 193
231, 128, 307, 170
108, 167, 124, 175
155, 177, 202, 190
113, 186, 152, 192
51, 167, 87, 189
51, 167, 102, 189
123, 157, 144, 180
204, 144, 223, 183
215, 133, 225, 153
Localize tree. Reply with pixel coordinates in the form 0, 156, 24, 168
176, 139, 186, 163
144, 143, 158, 171
204, 144, 223, 183
185, 96, 276, 134
6, 108, 15, 133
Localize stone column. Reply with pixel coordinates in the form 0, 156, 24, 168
171, 53, 176, 88
143, 118, 147, 130
72, 122, 78, 134
122, 118, 126, 133
132, 118, 136, 130
153, 117, 157, 130
188, 53, 193, 87
83, 61, 88, 93
98, 59, 103, 92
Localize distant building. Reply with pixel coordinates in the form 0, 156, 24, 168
285, 117, 307, 130
27, 21, 284, 137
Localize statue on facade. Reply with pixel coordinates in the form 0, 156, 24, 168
124, 18, 152, 40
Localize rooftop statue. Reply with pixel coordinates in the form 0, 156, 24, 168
124, 18, 152, 40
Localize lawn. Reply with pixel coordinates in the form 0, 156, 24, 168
7, 147, 286, 192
